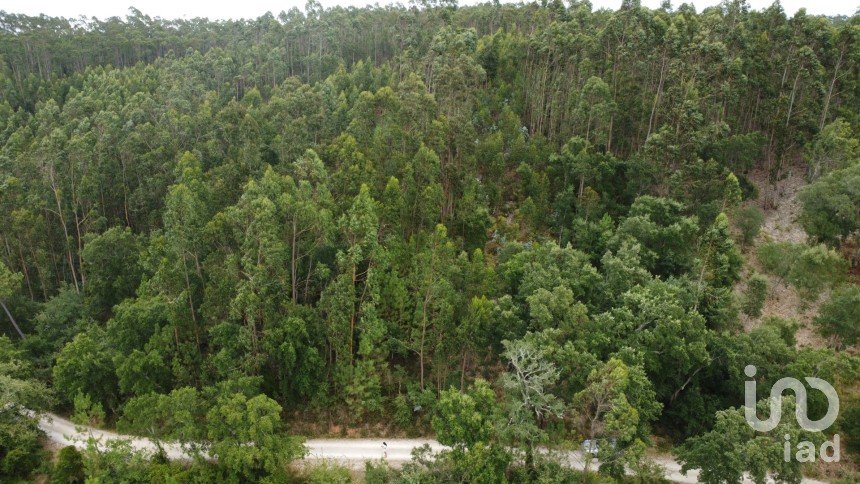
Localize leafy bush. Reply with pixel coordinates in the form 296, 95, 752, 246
0, 335, 51, 481
364, 460, 394, 484
677, 398, 825, 484
117, 387, 205, 442
612, 196, 699, 277
52, 446, 85, 484
742, 273, 767, 318
799, 163, 860, 245
72, 392, 106, 427
456, 443, 512, 483
789, 244, 848, 301
805, 118, 860, 179
759, 316, 800, 347
756, 242, 804, 279
841, 398, 860, 455
392, 394, 413, 430
757, 242, 847, 301
815, 285, 860, 346
432, 379, 499, 449
81, 226, 142, 319
0, 410, 45, 480
206, 393, 305, 480
734, 205, 764, 246
81, 439, 161, 482
303, 462, 351, 483
52, 327, 118, 412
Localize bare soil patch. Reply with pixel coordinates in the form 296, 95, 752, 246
738, 165, 828, 348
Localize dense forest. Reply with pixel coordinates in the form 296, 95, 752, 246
1, 0, 859, 482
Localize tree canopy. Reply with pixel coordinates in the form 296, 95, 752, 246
0, 1, 858, 482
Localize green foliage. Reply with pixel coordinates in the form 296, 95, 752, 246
799, 163, 860, 245
789, 244, 849, 301
432, 379, 499, 449
302, 463, 351, 483
499, 240, 601, 313
572, 358, 661, 478
815, 285, 860, 346
677, 397, 826, 484
499, 338, 563, 477
842, 397, 860, 455
670, 160, 744, 225
206, 393, 305, 479
757, 241, 805, 279
71, 391, 106, 428
0, 3, 856, 480
805, 118, 860, 179
372, 441, 513, 484
612, 196, 699, 277
80, 439, 167, 482
600, 241, 651, 305
117, 387, 205, 445
757, 242, 847, 301
0, 261, 22, 301
52, 327, 118, 411
364, 460, 392, 484
742, 273, 768, 318
28, 286, 85, 359
0, 409, 45, 480
81, 227, 142, 319
454, 442, 511, 483
0, 335, 52, 410
52, 446, 85, 484
759, 316, 801, 348
0, 335, 51, 480
392, 394, 414, 430
590, 279, 711, 404
723, 173, 744, 211
697, 212, 743, 289
734, 205, 764, 246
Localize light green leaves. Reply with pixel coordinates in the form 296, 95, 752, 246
207, 393, 305, 479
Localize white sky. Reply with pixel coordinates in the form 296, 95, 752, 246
1, 1, 856, 21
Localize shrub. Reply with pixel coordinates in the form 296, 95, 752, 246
72, 392, 105, 427
756, 242, 803, 279
759, 316, 800, 347
52, 446, 85, 483
805, 118, 860, 179
365, 460, 395, 484
303, 462, 351, 483
53, 327, 118, 412
841, 398, 860, 455
758, 242, 847, 301
814, 285, 860, 346
80, 440, 153, 481
788, 244, 848, 301
734, 205, 764, 246
456, 443, 511, 483
799, 163, 860, 245
392, 394, 413, 430
0, 410, 45, 479
0, 336, 50, 480
742, 273, 767, 318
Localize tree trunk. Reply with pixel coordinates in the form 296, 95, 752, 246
820, 46, 844, 130
647, 56, 667, 140
785, 71, 801, 129
48, 167, 80, 293
291, 217, 298, 302
181, 256, 201, 352
0, 300, 25, 339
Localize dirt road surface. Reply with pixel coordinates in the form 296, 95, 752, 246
38, 412, 826, 483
